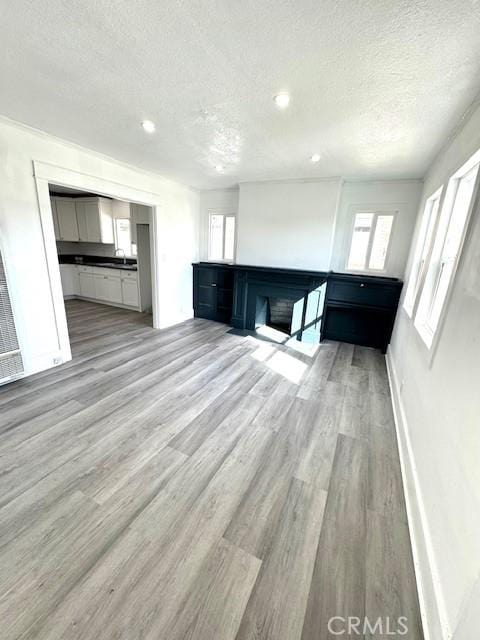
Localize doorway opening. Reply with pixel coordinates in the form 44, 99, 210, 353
48, 183, 154, 357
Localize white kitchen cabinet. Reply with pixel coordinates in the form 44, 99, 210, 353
79, 271, 96, 298
55, 198, 79, 241
50, 198, 61, 240
69, 264, 139, 309
121, 277, 139, 307
94, 274, 123, 303
75, 198, 113, 244
59, 264, 79, 297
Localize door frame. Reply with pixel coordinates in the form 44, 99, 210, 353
33, 160, 161, 365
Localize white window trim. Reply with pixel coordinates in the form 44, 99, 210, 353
403, 186, 444, 318
207, 211, 236, 263
413, 155, 480, 362
345, 209, 397, 274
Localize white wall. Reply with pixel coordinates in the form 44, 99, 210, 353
203, 179, 420, 277
388, 96, 480, 640
236, 179, 341, 270
199, 188, 239, 260
0, 118, 199, 378
330, 180, 422, 278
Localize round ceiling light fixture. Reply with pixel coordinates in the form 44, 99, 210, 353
141, 120, 156, 133
273, 93, 290, 109
311, 153, 321, 163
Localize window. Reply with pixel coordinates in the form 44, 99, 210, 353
114, 218, 136, 257
346, 211, 395, 272
414, 156, 480, 348
403, 188, 442, 317
208, 213, 235, 261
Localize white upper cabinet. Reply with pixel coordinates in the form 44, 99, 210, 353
50, 197, 61, 240
75, 197, 113, 244
55, 198, 79, 241
51, 196, 114, 244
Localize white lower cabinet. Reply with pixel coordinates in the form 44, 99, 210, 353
79, 272, 96, 298
121, 278, 139, 307
67, 264, 139, 308
94, 274, 123, 304
59, 264, 80, 296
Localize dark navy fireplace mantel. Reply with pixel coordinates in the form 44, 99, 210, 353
192, 262, 402, 353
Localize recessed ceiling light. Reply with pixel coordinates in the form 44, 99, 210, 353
273, 93, 290, 109
311, 153, 321, 163
141, 120, 156, 133
215, 164, 224, 173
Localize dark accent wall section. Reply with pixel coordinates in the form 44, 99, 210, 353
192, 263, 402, 353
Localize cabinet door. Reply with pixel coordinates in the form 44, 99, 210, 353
56, 200, 79, 241
94, 275, 110, 301
85, 202, 102, 242
50, 198, 61, 240
75, 203, 88, 241
107, 276, 123, 303
194, 268, 217, 319
121, 278, 139, 307
60, 265, 79, 297
79, 272, 96, 298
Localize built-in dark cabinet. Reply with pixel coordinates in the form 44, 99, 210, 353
193, 264, 402, 353
322, 274, 402, 353
193, 264, 234, 323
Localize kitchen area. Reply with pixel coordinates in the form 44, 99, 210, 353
49, 185, 153, 319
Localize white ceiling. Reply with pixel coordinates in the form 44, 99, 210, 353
1, 1, 480, 189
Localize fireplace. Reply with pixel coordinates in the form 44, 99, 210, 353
258, 296, 295, 335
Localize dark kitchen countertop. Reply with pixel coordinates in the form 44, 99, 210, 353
59, 255, 138, 271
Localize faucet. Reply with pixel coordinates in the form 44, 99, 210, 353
115, 248, 127, 265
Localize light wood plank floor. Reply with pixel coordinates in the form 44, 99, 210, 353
0, 300, 423, 639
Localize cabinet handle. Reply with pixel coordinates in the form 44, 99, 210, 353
211, 283, 217, 287
360, 283, 365, 288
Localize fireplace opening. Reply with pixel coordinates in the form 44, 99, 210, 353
255, 295, 296, 336
267, 297, 295, 335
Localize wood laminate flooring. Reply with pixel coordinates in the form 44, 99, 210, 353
0, 300, 423, 639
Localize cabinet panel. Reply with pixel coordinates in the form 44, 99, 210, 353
59, 265, 79, 297
108, 277, 123, 303
121, 278, 139, 307
94, 275, 110, 301
50, 198, 61, 240
76, 204, 88, 242
79, 272, 96, 298
193, 265, 233, 322
56, 200, 79, 241
85, 202, 102, 242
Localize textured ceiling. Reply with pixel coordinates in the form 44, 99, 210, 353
1, 0, 480, 189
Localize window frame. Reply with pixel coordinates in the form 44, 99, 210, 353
414, 153, 480, 353
403, 186, 443, 318
207, 211, 236, 263
345, 209, 397, 274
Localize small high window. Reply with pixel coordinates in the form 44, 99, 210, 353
414, 156, 479, 347
208, 213, 235, 261
346, 211, 395, 272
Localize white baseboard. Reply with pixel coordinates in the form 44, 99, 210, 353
385, 348, 451, 640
